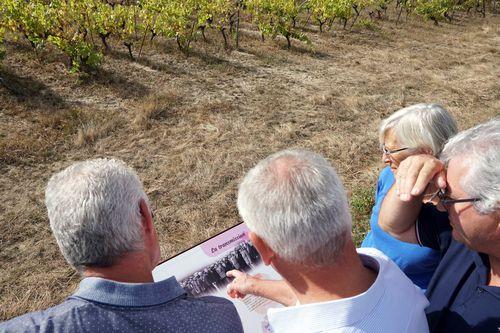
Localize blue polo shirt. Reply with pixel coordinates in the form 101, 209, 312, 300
417, 204, 500, 332
362, 166, 441, 289
0, 276, 244, 333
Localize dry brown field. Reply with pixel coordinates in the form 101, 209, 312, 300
1, 12, 499, 321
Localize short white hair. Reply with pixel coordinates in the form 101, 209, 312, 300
441, 118, 500, 214
237, 150, 351, 267
380, 103, 458, 155
45, 158, 148, 269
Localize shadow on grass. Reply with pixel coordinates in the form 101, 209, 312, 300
79, 66, 150, 99
109, 43, 257, 76
270, 39, 332, 59
0, 68, 67, 110
189, 48, 257, 73
107, 48, 189, 76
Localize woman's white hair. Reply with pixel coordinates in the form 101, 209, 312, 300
380, 103, 458, 155
237, 149, 351, 267
441, 118, 500, 214
45, 158, 147, 270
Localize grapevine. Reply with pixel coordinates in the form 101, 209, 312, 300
307, 0, 336, 32
246, 0, 308, 48
414, 0, 457, 24
0, 27, 5, 63
0, 0, 494, 72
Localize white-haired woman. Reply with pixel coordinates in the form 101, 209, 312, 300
361, 103, 458, 290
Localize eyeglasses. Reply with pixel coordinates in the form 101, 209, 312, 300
381, 144, 411, 155
428, 189, 481, 209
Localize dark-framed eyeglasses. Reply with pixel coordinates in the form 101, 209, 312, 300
381, 144, 411, 155
435, 189, 481, 208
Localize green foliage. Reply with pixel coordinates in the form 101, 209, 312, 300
201, 0, 236, 33
414, 0, 456, 23
144, 0, 205, 53
351, 186, 375, 219
334, 0, 356, 21
457, 0, 481, 12
308, 0, 337, 29
350, 185, 375, 246
354, 18, 379, 30
309, 0, 382, 31
0, 0, 102, 71
2, 0, 56, 48
48, 36, 102, 73
0, 5, 6, 63
0, 26, 5, 62
90, 1, 125, 45
0, 0, 491, 71
50, 0, 103, 71
246, 0, 309, 48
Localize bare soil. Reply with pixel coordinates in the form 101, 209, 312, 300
1, 13, 499, 320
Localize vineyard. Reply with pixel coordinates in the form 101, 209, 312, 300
0, 0, 497, 71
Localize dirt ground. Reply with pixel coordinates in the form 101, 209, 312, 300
0, 12, 499, 320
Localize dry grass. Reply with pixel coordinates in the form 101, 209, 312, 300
133, 90, 183, 129
74, 112, 123, 147
1, 12, 499, 320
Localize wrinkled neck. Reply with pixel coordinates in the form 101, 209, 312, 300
277, 239, 377, 305
83, 251, 154, 283
488, 255, 500, 287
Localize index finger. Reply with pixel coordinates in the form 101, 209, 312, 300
226, 270, 242, 278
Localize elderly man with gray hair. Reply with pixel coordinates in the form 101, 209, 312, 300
0, 159, 243, 333
227, 149, 429, 332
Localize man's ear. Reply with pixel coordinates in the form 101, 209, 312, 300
139, 199, 153, 233
249, 231, 276, 266
421, 147, 433, 155
139, 199, 161, 266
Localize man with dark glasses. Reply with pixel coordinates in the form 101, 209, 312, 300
378, 118, 499, 332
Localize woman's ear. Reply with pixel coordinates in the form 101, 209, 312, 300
249, 231, 276, 266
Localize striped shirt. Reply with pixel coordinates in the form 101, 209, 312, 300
267, 248, 429, 333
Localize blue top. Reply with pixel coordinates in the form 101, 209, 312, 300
361, 166, 441, 290
416, 204, 500, 332
0, 276, 244, 333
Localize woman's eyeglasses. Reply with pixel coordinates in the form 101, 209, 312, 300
381, 144, 411, 155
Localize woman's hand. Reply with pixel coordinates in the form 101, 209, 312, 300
395, 154, 447, 201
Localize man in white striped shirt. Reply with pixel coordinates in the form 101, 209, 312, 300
227, 149, 428, 333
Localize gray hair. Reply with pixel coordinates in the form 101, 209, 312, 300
45, 158, 148, 269
441, 118, 500, 214
237, 150, 351, 267
380, 103, 458, 155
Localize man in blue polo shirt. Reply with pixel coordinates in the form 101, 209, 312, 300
378, 118, 500, 332
0, 159, 243, 333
